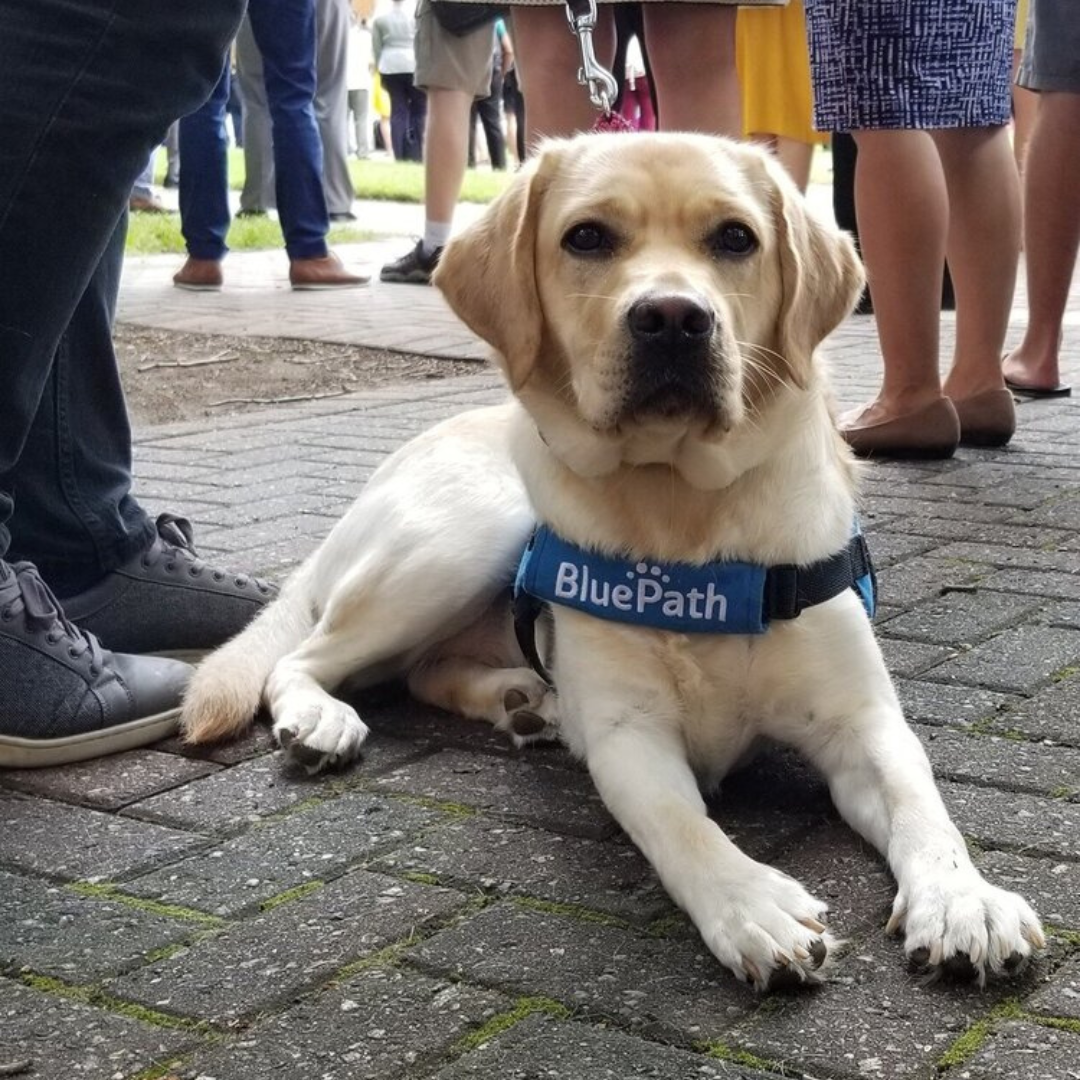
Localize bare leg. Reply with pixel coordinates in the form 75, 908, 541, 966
510, 7, 615, 144
642, 5, 740, 136
423, 86, 472, 225
1004, 91, 1080, 391
750, 133, 815, 192
845, 129, 948, 424
931, 125, 1019, 400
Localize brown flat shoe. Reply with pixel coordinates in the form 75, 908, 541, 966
289, 252, 369, 290
173, 257, 223, 292
951, 388, 1016, 448
839, 397, 960, 460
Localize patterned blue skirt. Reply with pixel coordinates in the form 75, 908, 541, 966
804, 0, 1018, 131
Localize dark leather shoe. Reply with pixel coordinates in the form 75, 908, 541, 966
839, 397, 960, 460
0, 560, 190, 768
289, 251, 368, 290
173, 257, 223, 291
60, 514, 276, 661
951, 388, 1016, 448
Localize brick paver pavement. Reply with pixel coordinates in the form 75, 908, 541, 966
1, 213, 1079, 1079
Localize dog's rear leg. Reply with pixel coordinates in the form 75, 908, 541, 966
408, 659, 558, 747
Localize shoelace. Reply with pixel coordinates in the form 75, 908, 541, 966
148, 513, 272, 593
2, 562, 107, 673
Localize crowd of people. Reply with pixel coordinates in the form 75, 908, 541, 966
0, 0, 1077, 763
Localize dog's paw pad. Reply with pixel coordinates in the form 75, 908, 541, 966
503, 688, 530, 711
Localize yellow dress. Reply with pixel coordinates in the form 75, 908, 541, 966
1015, 0, 1029, 50
736, 0, 827, 145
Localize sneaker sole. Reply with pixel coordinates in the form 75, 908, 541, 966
379, 274, 431, 285
0, 708, 181, 769
290, 280, 369, 291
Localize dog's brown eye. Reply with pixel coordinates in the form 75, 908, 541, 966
712, 222, 757, 256
562, 222, 613, 256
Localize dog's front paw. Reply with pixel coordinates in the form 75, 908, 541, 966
888, 871, 1045, 983
273, 692, 370, 774
698, 866, 837, 992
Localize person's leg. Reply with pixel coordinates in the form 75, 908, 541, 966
846, 130, 949, 421
383, 72, 411, 160
1004, 91, 1080, 391
425, 87, 473, 225
236, 13, 276, 214
178, 60, 232, 262
510, 6, 615, 143
772, 136, 815, 192
4, 221, 154, 591
313, 0, 355, 216
0, 0, 242, 566
248, 0, 331, 261
931, 125, 1019, 401
477, 87, 507, 170
642, 4, 739, 135
407, 78, 429, 162
381, 3, 491, 284
164, 121, 181, 187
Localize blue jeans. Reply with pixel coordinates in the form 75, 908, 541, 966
179, 0, 331, 262
0, 0, 244, 593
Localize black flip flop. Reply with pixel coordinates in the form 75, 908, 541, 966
1004, 378, 1072, 398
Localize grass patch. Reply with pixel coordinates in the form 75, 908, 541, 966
258, 880, 324, 912
511, 895, 631, 930
125, 212, 371, 256
937, 1000, 1024, 1071
20, 973, 208, 1033
67, 882, 224, 926
697, 1040, 794, 1075
135, 152, 509, 255
452, 996, 570, 1055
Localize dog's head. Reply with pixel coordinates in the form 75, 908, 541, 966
436, 134, 863, 477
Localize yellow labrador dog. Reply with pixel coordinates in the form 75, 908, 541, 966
182, 134, 1044, 992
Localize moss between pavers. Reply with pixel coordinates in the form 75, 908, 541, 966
131, 1062, 189, 1080
1047, 926, 1080, 947
696, 1039, 796, 1076
510, 895, 633, 931
389, 793, 479, 819
19, 972, 212, 1034
67, 882, 224, 927
451, 996, 570, 1055
258, 879, 324, 912
936, 999, 1080, 1071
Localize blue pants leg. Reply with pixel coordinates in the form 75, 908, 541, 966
178, 61, 233, 262
0, 0, 244, 586
248, 0, 330, 260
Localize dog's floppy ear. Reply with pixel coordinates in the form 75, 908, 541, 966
434, 142, 565, 390
761, 152, 865, 372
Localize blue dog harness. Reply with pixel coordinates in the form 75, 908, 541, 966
513, 524, 876, 682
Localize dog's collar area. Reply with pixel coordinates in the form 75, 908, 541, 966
513, 524, 876, 683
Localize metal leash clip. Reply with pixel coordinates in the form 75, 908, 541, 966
565, 0, 619, 115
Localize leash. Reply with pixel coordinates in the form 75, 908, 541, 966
564, 0, 635, 133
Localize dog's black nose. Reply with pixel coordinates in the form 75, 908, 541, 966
627, 293, 715, 344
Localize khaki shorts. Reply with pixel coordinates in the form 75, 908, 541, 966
414, 0, 496, 98
1017, 0, 1080, 92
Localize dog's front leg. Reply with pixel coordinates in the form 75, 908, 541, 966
569, 697, 835, 991
796, 687, 1045, 982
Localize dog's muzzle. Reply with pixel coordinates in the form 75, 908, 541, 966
624, 291, 720, 419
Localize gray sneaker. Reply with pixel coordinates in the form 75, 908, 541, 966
379, 240, 442, 285
61, 513, 276, 661
0, 560, 191, 769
